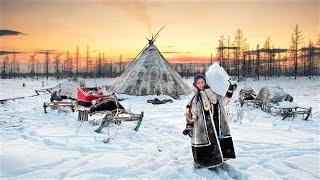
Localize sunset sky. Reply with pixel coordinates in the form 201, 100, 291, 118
1, 0, 319, 63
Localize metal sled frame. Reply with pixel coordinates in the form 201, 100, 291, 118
43, 101, 76, 113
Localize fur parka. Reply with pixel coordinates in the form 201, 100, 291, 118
185, 85, 232, 147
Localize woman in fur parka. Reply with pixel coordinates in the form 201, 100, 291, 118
183, 74, 236, 168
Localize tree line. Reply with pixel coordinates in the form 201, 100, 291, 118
215, 25, 319, 81
1, 46, 125, 79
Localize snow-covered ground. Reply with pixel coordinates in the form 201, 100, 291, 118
0, 77, 319, 179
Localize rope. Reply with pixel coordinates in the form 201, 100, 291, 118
75, 119, 83, 135
103, 95, 121, 143
0, 93, 42, 103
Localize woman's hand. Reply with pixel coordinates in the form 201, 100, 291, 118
228, 80, 237, 92
226, 81, 237, 98
183, 127, 193, 138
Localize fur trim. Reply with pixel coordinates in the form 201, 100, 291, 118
200, 91, 211, 110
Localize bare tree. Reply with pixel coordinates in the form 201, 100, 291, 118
248, 45, 252, 77
102, 52, 106, 76
306, 41, 314, 77
277, 51, 281, 76
86, 45, 90, 76
12, 51, 21, 77
109, 60, 114, 77
242, 44, 250, 78
65, 50, 73, 77
54, 53, 62, 80
36, 59, 40, 79
75, 46, 80, 76
1, 56, 9, 79
44, 50, 50, 80
218, 35, 225, 67
290, 24, 304, 79
316, 35, 320, 75
255, 44, 261, 80
28, 53, 36, 77
11, 51, 17, 78
233, 28, 247, 82
227, 36, 231, 74
264, 36, 272, 77
119, 54, 123, 73
96, 53, 102, 77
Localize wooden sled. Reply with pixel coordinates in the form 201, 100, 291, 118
239, 87, 312, 120
43, 101, 76, 113
78, 109, 144, 132
35, 88, 53, 95
238, 88, 260, 107
270, 104, 312, 120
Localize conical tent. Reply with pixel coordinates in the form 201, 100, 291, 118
109, 40, 191, 98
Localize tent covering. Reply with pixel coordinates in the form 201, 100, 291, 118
109, 41, 191, 99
